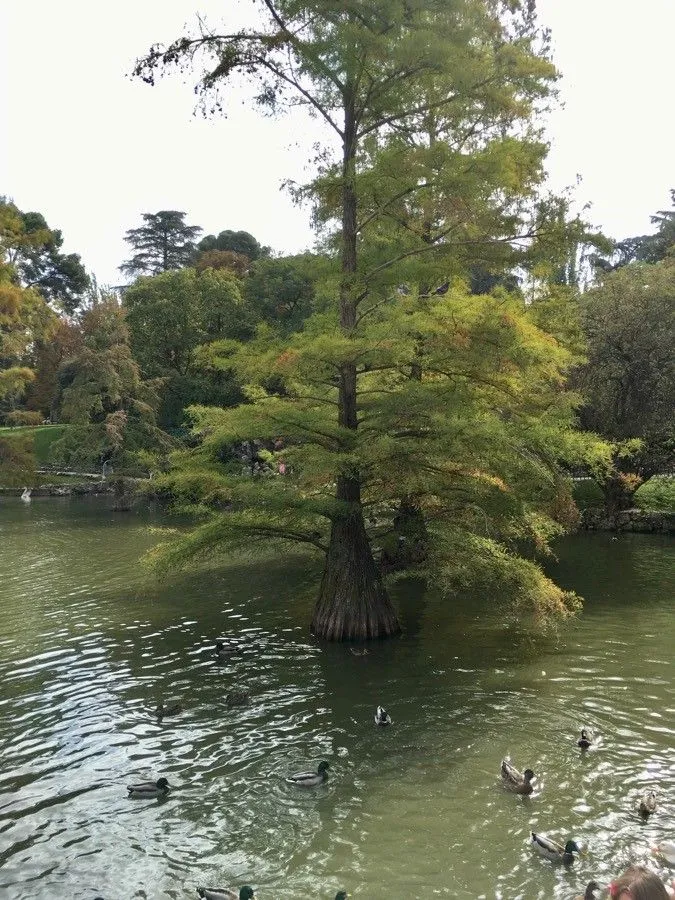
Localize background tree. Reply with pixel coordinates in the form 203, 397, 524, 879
197, 229, 265, 261
593, 190, 675, 272
49, 296, 170, 470
574, 259, 675, 513
243, 255, 317, 333
120, 210, 202, 279
136, 0, 600, 640
0, 197, 89, 314
123, 268, 248, 429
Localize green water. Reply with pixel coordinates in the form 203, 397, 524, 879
0, 498, 673, 899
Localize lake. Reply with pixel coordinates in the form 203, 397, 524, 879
0, 497, 673, 899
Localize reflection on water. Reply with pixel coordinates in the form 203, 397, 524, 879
0, 499, 673, 899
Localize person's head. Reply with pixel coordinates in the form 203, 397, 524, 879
610, 866, 669, 900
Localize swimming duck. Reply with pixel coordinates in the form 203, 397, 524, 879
286, 760, 329, 787
530, 832, 583, 863
335, 893, 350, 900
215, 640, 237, 658
127, 777, 170, 798
226, 689, 250, 706
155, 701, 182, 720
374, 706, 392, 726
501, 758, 535, 794
574, 881, 600, 900
350, 648, 368, 656
638, 789, 657, 817
197, 887, 255, 900
578, 729, 592, 750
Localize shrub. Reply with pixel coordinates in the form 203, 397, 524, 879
634, 476, 675, 512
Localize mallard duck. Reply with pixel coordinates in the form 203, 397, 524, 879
335, 893, 350, 900
215, 640, 237, 658
374, 705, 392, 726
574, 881, 600, 900
350, 648, 368, 656
638, 789, 657, 817
530, 832, 583, 863
155, 701, 182, 720
127, 777, 170, 798
197, 887, 254, 900
577, 729, 592, 750
286, 760, 329, 787
501, 758, 535, 794
226, 690, 250, 707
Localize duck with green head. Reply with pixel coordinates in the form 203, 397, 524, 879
286, 760, 329, 787
197, 887, 254, 900
530, 832, 584, 863
127, 777, 170, 798
574, 882, 601, 900
335, 893, 349, 900
501, 758, 535, 794
578, 729, 592, 750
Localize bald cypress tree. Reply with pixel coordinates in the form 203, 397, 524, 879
135, 1, 602, 639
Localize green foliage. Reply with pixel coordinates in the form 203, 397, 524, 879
197, 229, 265, 260
123, 268, 249, 428
120, 210, 202, 278
634, 476, 675, 512
571, 478, 604, 510
575, 260, 675, 478
0, 432, 36, 486
0, 197, 89, 314
243, 255, 317, 332
50, 298, 171, 469
135, 0, 608, 632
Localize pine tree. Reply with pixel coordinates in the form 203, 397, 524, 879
135, 1, 604, 638
120, 211, 202, 279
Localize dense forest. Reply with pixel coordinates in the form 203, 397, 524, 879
1, 1, 673, 640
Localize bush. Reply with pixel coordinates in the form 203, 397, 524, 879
634, 476, 675, 512
0, 433, 36, 486
3, 410, 44, 427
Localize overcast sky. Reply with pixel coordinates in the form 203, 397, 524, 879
1, 0, 673, 285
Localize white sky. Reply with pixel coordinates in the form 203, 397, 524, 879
1, 0, 673, 286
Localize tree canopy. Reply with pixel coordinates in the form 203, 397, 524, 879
120, 210, 202, 278
0, 197, 89, 314
197, 229, 265, 260
134, 0, 606, 640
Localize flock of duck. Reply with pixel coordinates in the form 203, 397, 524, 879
124, 641, 673, 899
497, 731, 672, 899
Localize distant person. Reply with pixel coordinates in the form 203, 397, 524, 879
609, 866, 672, 899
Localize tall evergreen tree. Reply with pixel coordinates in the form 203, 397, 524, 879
135, 0, 603, 639
120, 211, 202, 278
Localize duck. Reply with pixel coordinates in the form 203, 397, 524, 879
577, 729, 592, 750
374, 705, 392, 726
574, 881, 600, 900
501, 758, 535, 794
226, 689, 250, 707
20, 487, 31, 503
197, 887, 255, 900
530, 831, 583, 863
335, 893, 350, 900
350, 648, 368, 656
127, 777, 170, 798
155, 701, 182, 721
653, 840, 675, 865
286, 760, 329, 787
638, 789, 657, 817
215, 640, 237, 659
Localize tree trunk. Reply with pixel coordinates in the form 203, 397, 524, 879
313, 483, 400, 639
311, 85, 400, 641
